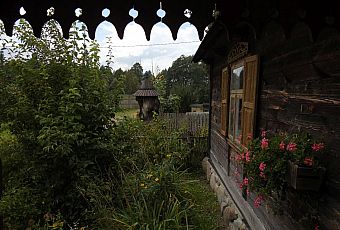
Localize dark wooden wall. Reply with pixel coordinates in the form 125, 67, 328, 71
256, 21, 340, 229
208, 20, 340, 229
256, 21, 340, 200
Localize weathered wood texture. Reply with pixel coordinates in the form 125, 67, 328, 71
119, 94, 139, 109
208, 21, 340, 229
257, 36, 340, 201
159, 112, 209, 135
211, 66, 222, 126
210, 125, 228, 173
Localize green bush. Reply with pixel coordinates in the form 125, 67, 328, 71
0, 125, 47, 229
0, 19, 122, 228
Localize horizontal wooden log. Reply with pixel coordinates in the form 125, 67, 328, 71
261, 90, 340, 105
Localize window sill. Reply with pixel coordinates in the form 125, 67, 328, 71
227, 138, 244, 153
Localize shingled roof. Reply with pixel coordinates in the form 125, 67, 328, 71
134, 78, 159, 97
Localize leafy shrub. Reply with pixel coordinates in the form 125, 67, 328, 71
108, 117, 191, 172
137, 118, 191, 168
0, 19, 121, 228
0, 125, 48, 229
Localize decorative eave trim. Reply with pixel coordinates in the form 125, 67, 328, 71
227, 42, 248, 64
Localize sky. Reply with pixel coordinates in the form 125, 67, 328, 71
95, 21, 201, 73
0, 7, 203, 74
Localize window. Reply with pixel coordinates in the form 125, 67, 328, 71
220, 55, 259, 146
229, 64, 244, 143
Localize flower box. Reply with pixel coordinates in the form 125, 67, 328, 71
287, 161, 325, 191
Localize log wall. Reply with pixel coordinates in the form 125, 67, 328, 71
208, 21, 340, 229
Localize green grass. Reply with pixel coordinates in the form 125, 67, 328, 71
182, 170, 225, 230
115, 109, 139, 119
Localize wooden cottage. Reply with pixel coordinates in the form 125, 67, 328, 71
193, 1, 340, 229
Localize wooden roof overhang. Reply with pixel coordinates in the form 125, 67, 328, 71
192, 0, 339, 64
0, 0, 338, 46
0, 0, 340, 63
193, 20, 231, 64
0, 0, 219, 40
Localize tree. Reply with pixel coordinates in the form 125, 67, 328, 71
164, 55, 209, 112
143, 70, 153, 79
100, 66, 124, 110
153, 71, 180, 113
130, 62, 143, 80
118, 63, 144, 95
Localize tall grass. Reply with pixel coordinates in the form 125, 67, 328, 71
77, 118, 220, 230
106, 195, 191, 230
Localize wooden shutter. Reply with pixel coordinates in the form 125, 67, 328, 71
220, 67, 229, 136
241, 55, 259, 145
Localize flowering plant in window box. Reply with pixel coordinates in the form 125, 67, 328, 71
236, 130, 326, 208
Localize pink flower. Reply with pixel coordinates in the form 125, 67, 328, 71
260, 172, 266, 178
254, 195, 263, 208
261, 130, 267, 138
314, 224, 319, 230
239, 183, 243, 189
304, 157, 314, 166
243, 177, 249, 186
247, 133, 253, 140
286, 143, 297, 152
279, 141, 285, 150
312, 143, 324, 152
235, 154, 242, 162
259, 162, 266, 172
261, 138, 269, 149
241, 152, 245, 160
245, 151, 251, 162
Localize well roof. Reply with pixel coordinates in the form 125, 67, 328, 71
134, 78, 159, 97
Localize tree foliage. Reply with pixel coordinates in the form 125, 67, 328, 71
159, 55, 209, 112
110, 63, 144, 95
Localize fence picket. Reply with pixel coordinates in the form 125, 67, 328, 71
159, 112, 209, 136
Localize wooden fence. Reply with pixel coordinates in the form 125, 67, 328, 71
159, 112, 210, 160
159, 112, 209, 136
119, 94, 139, 109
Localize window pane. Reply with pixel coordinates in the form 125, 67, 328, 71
228, 97, 235, 139
235, 97, 243, 144
230, 66, 244, 90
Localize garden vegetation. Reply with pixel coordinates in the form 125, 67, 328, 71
0, 20, 220, 229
